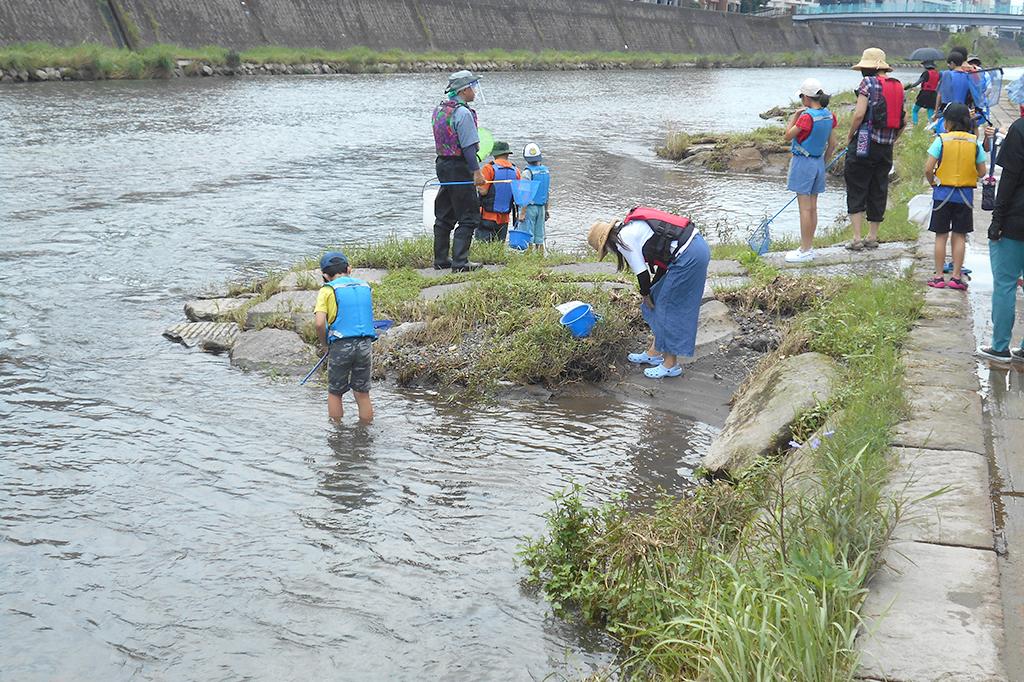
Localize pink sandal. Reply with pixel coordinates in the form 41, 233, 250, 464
947, 277, 968, 291
927, 276, 946, 288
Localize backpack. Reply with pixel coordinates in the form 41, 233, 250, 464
869, 76, 905, 130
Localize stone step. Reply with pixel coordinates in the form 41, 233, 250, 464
163, 321, 241, 352
229, 328, 316, 375
184, 297, 249, 322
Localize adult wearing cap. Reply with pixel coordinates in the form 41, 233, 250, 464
904, 60, 940, 125
783, 77, 837, 263
586, 209, 710, 379
477, 141, 520, 242
845, 47, 905, 251
431, 70, 485, 272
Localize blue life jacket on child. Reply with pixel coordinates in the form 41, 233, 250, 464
481, 162, 517, 214
525, 164, 550, 205
791, 108, 832, 158
325, 276, 376, 342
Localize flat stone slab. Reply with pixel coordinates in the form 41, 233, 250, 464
413, 264, 504, 279
279, 268, 387, 290
682, 300, 740, 362
419, 281, 473, 301
892, 386, 984, 454
244, 290, 318, 330
924, 285, 969, 312
706, 275, 750, 290
902, 348, 979, 391
856, 541, 1006, 682
707, 259, 746, 277
703, 351, 840, 475
761, 243, 913, 269
184, 297, 248, 322
576, 281, 632, 293
163, 321, 241, 352
548, 262, 617, 275
888, 447, 994, 550
229, 328, 315, 375
904, 321, 977, 357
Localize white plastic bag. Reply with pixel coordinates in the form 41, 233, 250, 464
422, 185, 439, 231
907, 193, 933, 227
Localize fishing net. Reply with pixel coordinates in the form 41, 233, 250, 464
747, 218, 771, 256
969, 67, 1003, 122
1009, 76, 1024, 105
511, 179, 537, 205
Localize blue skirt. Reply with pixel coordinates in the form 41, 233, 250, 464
640, 233, 711, 357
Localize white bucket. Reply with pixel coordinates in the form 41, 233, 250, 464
422, 185, 439, 231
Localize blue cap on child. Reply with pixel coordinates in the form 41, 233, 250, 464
319, 251, 349, 273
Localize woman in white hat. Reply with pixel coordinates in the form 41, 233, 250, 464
783, 77, 837, 263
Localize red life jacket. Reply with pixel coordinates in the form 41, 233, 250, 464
873, 75, 905, 130
623, 206, 696, 271
922, 69, 940, 92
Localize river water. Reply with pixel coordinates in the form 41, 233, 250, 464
2, 66, 911, 680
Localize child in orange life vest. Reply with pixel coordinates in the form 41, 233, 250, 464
476, 140, 521, 242
313, 251, 376, 422
924, 103, 988, 291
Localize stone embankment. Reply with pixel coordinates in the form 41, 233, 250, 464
852, 203, 1008, 679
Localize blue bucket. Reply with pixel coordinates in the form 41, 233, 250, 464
560, 304, 599, 338
508, 229, 532, 251
511, 179, 538, 206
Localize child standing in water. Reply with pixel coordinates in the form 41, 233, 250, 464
519, 142, 551, 256
783, 78, 837, 263
924, 103, 987, 291
313, 251, 376, 422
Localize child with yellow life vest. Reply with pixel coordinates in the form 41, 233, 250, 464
313, 251, 376, 422
924, 103, 988, 291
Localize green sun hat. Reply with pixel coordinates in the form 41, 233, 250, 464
490, 141, 512, 157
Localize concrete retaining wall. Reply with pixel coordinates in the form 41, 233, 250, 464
1, 0, 1019, 58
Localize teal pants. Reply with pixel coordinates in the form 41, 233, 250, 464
912, 104, 934, 125
989, 237, 1024, 351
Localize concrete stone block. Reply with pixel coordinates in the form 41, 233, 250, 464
229, 328, 315, 375
998, 496, 1024, 675
244, 290, 318, 330
163, 321, 240, 352
888, 447, 994, 550
707, 259, 746, 277
902, 348, 979, 391
904, 321, 977, 356
857, 541, 1006, 681
683, 300, 740, 363
892, 387, 984, 455
184, 297, 248, 322
924, 285, 969, 312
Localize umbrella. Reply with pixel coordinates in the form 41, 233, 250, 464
909, 47, 944, 63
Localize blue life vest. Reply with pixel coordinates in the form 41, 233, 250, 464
791, 108, 832, 158
525, 164, 550, 205
940, 70, 972, 106
325, 276, 376, 342
481, 162, 517, 214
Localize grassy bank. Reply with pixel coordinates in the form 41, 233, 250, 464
1, 42, 955, 80
217, 236, 640, 393
520, 274, 922, 679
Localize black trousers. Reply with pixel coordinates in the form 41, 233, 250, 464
844, 141, 893, 223
476, 218, 510, 242
434, 156, 481, 268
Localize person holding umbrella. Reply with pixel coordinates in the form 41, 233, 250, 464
905, 60, 940, 125
431, 70, 485, 272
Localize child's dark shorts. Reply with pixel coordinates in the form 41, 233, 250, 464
328, 337, 373, 395
929, 199, 974, 234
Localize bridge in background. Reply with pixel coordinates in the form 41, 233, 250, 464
793, 2, 1024, 27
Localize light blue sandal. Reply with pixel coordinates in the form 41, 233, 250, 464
627, 351, 664, 366
644, 364, 683, 379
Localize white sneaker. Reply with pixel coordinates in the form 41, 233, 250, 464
784, 248, 815, 264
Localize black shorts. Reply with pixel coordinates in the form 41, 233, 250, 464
928, 199, 974, 234
328, 337, 373, 395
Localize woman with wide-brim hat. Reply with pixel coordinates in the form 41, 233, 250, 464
587, 211, 710, 378
844, 47, 905, 251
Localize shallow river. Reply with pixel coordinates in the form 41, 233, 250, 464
2, 66, 913, 679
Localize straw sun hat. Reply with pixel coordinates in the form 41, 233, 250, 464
587, 221, 616, 260
851, 47, 892, 72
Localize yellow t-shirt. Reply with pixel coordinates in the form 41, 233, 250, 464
314, 286, 337, 325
